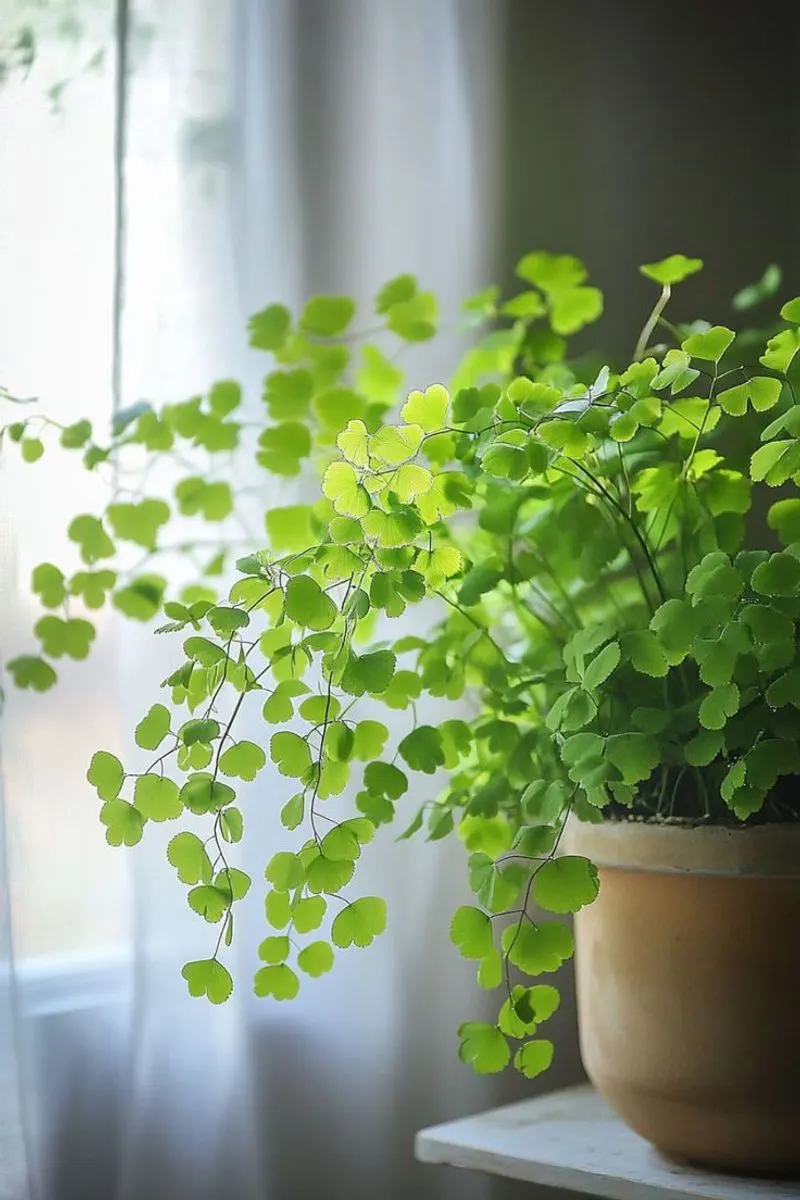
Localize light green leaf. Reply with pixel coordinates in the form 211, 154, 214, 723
400, 384, 449, 432
760, 327, 800, 373
297, 942, 335, 977
550, 286, 603, 335
457, 1023, 510, 1074
322, 461, 371, 517
514, 1039, 555, 1079
481, 442, 529, 480
751, 552, 800, 598
106, 499, 170, 550
253, 964, 300, 1000
371, 423, 424, 464
750, 440, 800, 487
262, 680, 310, 723
718, 376, 781, 416
386, 291, 438, 341
135, 703, 171, 750
69, 569, 117, 609
167, 832, 212, 883
698, 683, 740, 730
266, 504, 315, 550
621, 630, 669, 677
340, 649, 395, 696
352, 720, 389, 761
311, 387, 366, 434
766, 668, 800, 709
20, 436, 44, 463
582, 641, 620, 691
265, 890, 292, 929
188, 883, 230, 922
363, 761, 408, 800
398, 725, 445, 774
134, 774, 182, 821
293, 895, 327, 933
219, 740, 267, 781
685, 729, 724, 768
733, 264, 781, 310
300, 294, 356, 337
5, 655, 57, 692
207, 606, 250, 637
182, 959, 233, 1004
179, 773, 235, 814
257, 421, 312, 474
416, 545, 463, 587
375, 274, 417, 314
520, 782, 567, 826
356, 345, 404, 403
258, 935, 290, 964
450, 906, 494, 959
304, 851, 355, 895
767, 499, 800, 546
270, 731, 313, 778
87, 750, 124, 801
605, 733, 660, 784
284, 575, 337, 630
532, 856, 599, 914
248, 304, 291, 351
112, 575, 166, 621
262, 369, 314, 419
682, 325, 735, 363
265, 851, 304, 890
99, 799, 144, 847
220, 807, 244, 843
336, 419, 371, 467
609, 411, 638, 442
280, 792, 305, 830
389, 463, 434, 503
330, 896, 387, 948
180, 718, 220, 746
68, 514, 116, 565
502, 921, 574, 974
175, 478, 233, 521
208, 379, 241, 416
60, 418, 93, 448
184, 636, 226, 666
640, 255, 703, 286
31, 563, 67, 608
476, 950, 503, 989
499, 984, 559, 1037
536, 421, 589, 457
517, 252, 586, 292
500, 290, 547, 318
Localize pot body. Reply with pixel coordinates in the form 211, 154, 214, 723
564, 819, 800, 1175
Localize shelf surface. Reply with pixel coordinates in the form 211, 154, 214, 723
415, 1085, 800, 1200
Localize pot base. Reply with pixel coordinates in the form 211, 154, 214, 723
593, 1075, 800, 1178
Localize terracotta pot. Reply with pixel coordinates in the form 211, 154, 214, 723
563, 817, 800, 1176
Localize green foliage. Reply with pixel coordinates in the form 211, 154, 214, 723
457, 1022, 510, 1073
6, 655, 57, 691
7, 249, 800, 1087
640, 254, 703, 285
182, 959, 233, 1004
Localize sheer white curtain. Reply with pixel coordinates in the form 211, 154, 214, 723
0, 4, 573, 1199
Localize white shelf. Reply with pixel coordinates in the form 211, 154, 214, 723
415, 1085, 800, 1200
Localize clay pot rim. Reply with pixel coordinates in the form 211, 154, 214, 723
562, 815, 800, 877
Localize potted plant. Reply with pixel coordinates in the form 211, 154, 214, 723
3, 251, 800, 1176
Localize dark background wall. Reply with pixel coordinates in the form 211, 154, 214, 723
495, 1, 800, 356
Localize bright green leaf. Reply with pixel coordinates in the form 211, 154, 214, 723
182, 959, 233, 1004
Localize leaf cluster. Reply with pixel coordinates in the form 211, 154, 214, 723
6, 252, 800, 1078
